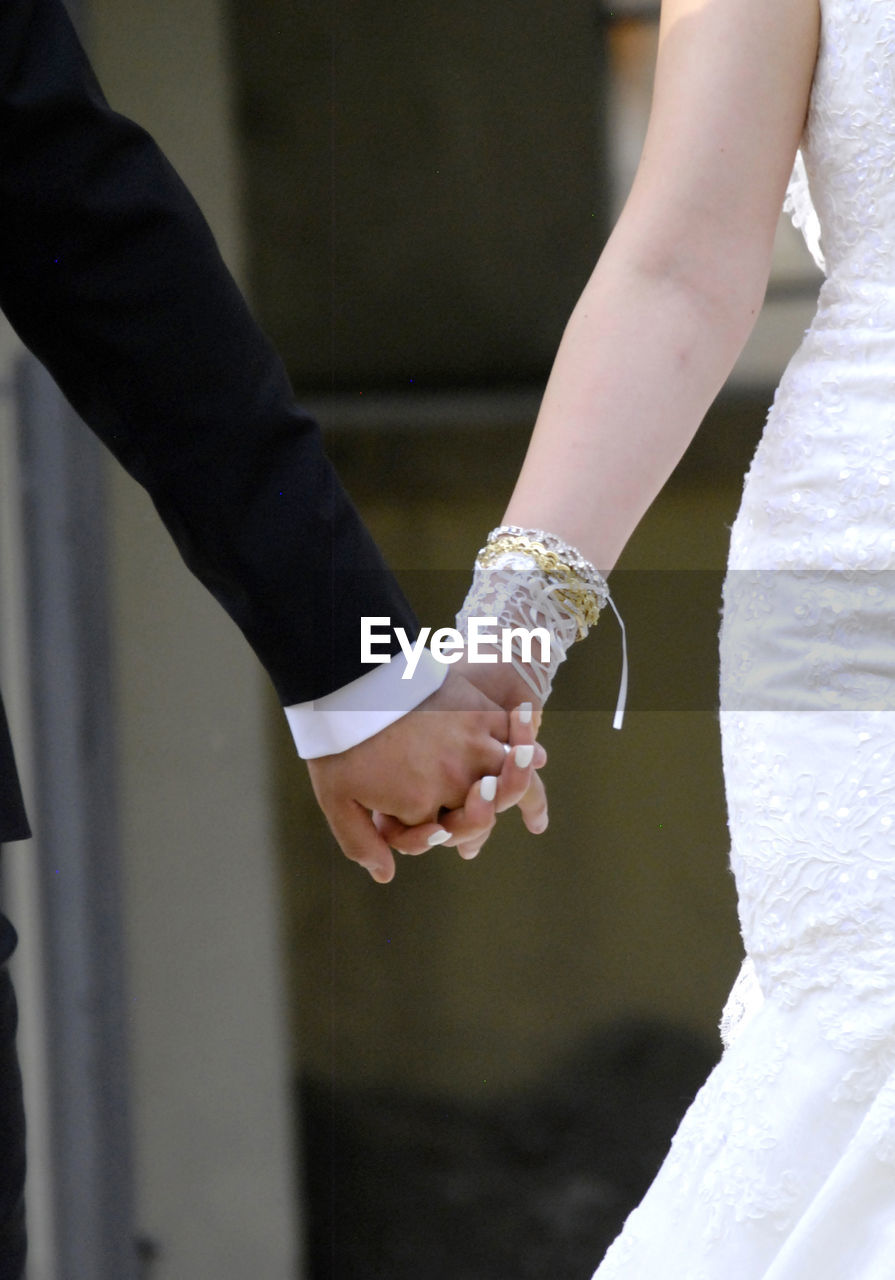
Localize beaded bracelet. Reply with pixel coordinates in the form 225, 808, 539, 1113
477, 527, 608, 639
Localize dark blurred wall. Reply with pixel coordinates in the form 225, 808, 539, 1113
227, 0, 752, 1103
228, 0, 608, 388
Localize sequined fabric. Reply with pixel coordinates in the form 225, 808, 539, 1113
594, 2, 895, 1274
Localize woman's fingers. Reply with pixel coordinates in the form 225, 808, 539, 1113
367, 701, 548, 868
372, 810, 454, 857
493, 702, 547, 814
517, 770, 549, 834
441, 774, 500, 859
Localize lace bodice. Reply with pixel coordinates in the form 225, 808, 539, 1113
794, 1, 895, 283
728, 0, 895, 580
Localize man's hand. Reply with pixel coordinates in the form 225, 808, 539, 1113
306, 667, 544, 883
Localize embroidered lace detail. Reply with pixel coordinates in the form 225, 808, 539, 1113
455, 552, 628, 722
662, 1035, 800, 1239
454, 554, 585, 702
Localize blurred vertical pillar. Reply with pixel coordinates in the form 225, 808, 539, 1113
12, 351, 136, 1279
87, 1, 301, 1276
0, 2, 136, 1274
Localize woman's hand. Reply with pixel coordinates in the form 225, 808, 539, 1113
453, 653, 544, 736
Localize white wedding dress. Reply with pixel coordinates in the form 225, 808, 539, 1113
593, 2, 895, 1276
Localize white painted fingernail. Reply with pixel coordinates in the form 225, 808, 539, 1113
480, 775, 498, 803
514, 744, 534, 768
502, 742, 512, 754
427, 828, 450, 846
460, 847, 481, 860
519, 702, 533, 725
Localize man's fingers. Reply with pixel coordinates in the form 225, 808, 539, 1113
376, 770, 500, 858
327, 799, 397, 882
375, 776, 499, 860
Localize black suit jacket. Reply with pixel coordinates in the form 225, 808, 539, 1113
0, 0, 417, 841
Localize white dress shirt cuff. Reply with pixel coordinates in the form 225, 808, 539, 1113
284, 649, 449, 759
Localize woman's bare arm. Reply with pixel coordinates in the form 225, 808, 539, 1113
503, 0, 820, 570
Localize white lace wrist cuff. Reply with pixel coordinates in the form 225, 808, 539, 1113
456, 527, 627, 726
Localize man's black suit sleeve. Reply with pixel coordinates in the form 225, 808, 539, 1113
0, 0, 417, 706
